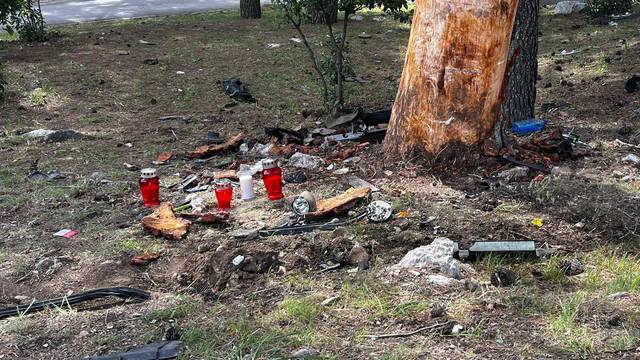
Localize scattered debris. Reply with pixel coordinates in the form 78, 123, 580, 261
306, 187, 370, 218
284, 170, 307, 184
289, 152, 324, 169
458, 241, 554, 259
531, 218, 544, 228
392, 238, 463, 279
154, 152, 174, 165
497, 166, 529, 183
123, 162, 140, 171
159, 115, 190, 122
367, 200, 393, 222
289, 37, 302, 43
490, 267, 518, 287
266, 43, 281, 48
188, 132, 245, 159
142, 203, 191, 240
348, 14, 364, 21
554, 1, 586, 15
358, 32, 372, 39
321, 296, 340, 306
290, 348, 320, 359
292, 191, 317, 216
512, 119, 548, 136
347, 175, 379, 192
221, 78, 255, 102
229, 228, 260, 241
608, 292, 630, 300
363, 321, 451, 340
427, 274, 460, 287
625, 75, 640, 93
0, 287, 150, 320
451, 324, 465, 334
562, 258, 585, 276
87, 341, 184, 360
53, 229, 79, 238
131, 252, 161, 266
265, 127, 305, 145
23, 129, 84, 142
143, 58, 159, 65
430, 303, 447, 318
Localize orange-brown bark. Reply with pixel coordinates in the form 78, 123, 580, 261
384, 0, 520, 158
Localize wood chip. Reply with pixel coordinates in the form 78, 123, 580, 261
188, 132, 245, 159
153, 152, 173, 165
131, 252, 161, 266
142, 203, 191, 240
306, 187, 371, 218
213, 169, 238, 181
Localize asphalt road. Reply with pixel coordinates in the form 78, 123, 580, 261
42, 0, 269, 26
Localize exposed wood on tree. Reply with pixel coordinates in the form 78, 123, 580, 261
240, 0, 262, 18
496, 0, 539, 148
383, 0, 520, 159
142, 203, 191, 240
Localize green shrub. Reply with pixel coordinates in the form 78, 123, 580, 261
586, 0, 634, 17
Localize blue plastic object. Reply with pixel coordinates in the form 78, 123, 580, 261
511, 119, 548, 136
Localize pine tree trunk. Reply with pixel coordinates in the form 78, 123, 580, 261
495, 0, 539, 148
309, 0, 338, 24
240, 0, 261, 19
383, 0, 520, 159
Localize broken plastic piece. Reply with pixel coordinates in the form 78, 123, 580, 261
87, 341, 184, 360
53, 229, 79, 238
292, 191, 317, 216
511, 119, 548, 136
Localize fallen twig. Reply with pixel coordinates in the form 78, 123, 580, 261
362, 321, 450, 340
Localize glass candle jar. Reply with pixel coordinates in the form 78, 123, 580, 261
262, 158, 284, 200
238, 169, 255, 201
214, 180, 233, 211
139, 168, 160, 207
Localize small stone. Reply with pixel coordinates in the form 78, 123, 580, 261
14, 295, 29, 302
291, 347, 320, 358
348, 14, 364, 21
451, 324, 464, 334
197, 244, 210, 253
430, 303, 447, 318
396, 218, 411, 231
550, 166, 574, 177
608, 291, 630, 300
358, 32, 372, 39
607, 314, 623, 327
348, 244, 370, 270
464, 279, 479, 291
497, 166, 529, 182
229, 229, 259, 241
490, 267, 517, 287
575, 222, 585, 229
426, 274, 459, 287
321, 296, 340, 306
78, 330, 89, 337
562, 258, 585, 276
232, 255, 245, 266
34, 257, 54, 272
622, 154, 640, 165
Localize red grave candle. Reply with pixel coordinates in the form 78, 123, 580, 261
214, 180, 233, 211
139, 168, 160, 207
261, 159, 284, 200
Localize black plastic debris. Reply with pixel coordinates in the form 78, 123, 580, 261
490, 267, 518, 287
221, 78, 255, 102
205, 131, 224, 145
284, 170, 307, 184
625, 75, 640, 93
326, 108, 391, 129
0, 287, 150, 320
265, 127, 305, 145
86, 341, 184, 360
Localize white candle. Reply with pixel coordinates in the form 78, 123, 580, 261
238, 171, 255, 200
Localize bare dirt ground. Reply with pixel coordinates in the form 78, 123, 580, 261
1, 6, 640, 360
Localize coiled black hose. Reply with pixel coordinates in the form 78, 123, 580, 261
0, 287, 150, 320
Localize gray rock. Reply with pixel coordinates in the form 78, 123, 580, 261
430, 303, 447, 318
289, 152, 323, 170
197, 244, 211, 253
392, 237, 463, 279
622, 154, 640, 165
34, 257, 54, 272
562, 258, 584, 276
497, 166, 529, 182
490, 267, 518, 287
550, 166, 574, 177
14, 295, 30, 302
23, 129, 84, 142
427, 274, 460, 287
229, 229, 259, 241
554, 1, 586, 14
291, 348, 320, 358
321, 296, 340, 306
348, 244, 369, 270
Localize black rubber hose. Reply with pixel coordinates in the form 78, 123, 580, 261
0, 287, 150, 320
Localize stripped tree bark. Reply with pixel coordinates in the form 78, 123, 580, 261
383, 0, 520, 159
495, 0, 539, 148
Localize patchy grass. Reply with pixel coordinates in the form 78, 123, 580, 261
278, 297, 323, 326
146, 295, 203, 322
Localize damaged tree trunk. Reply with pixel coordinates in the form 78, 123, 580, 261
383, 0, 520, 159
495, 0, 539, 148
240, 0, 261, 19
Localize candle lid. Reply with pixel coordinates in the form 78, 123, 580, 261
140, 168, 157, 179
214, 180, 232, 189
262, 158, 277, 170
